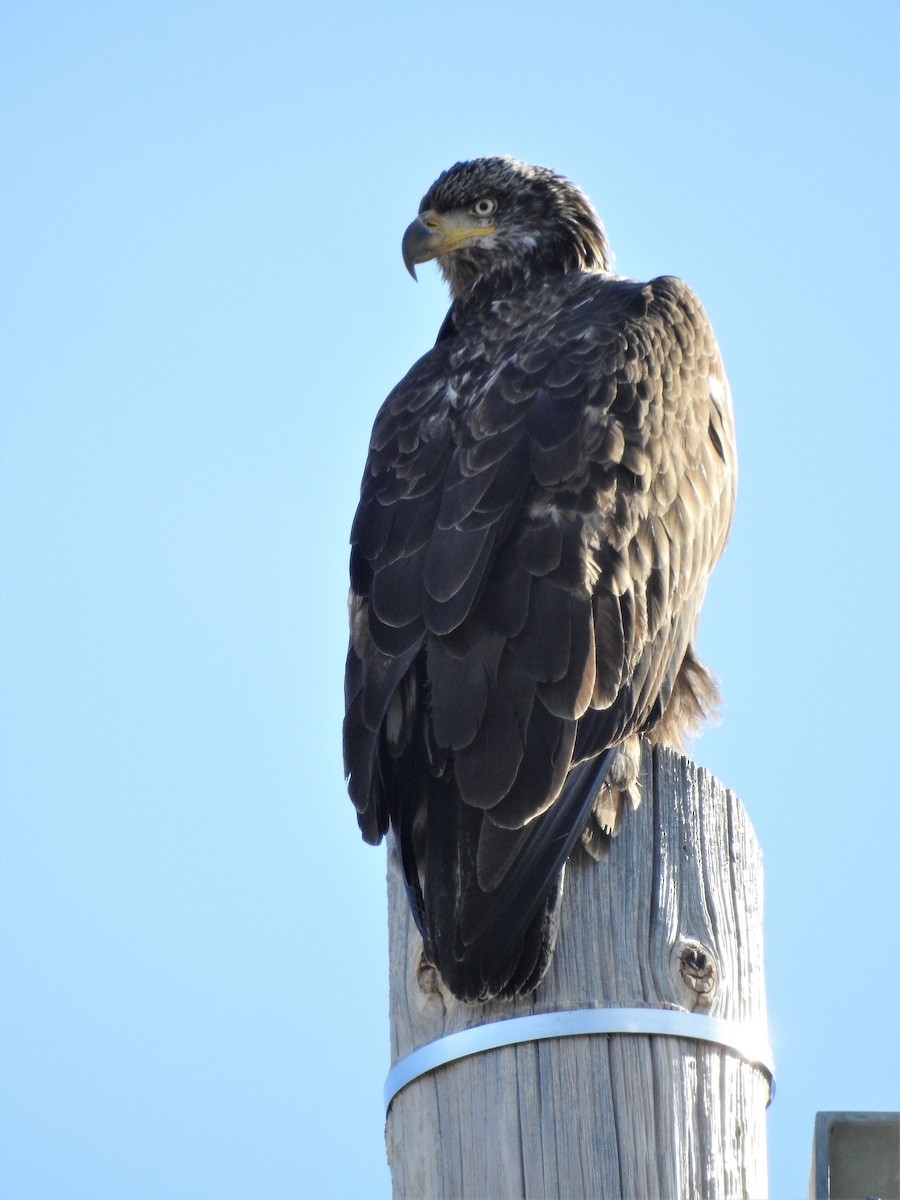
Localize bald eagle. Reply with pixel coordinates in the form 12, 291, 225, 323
343, 157, 736, 1002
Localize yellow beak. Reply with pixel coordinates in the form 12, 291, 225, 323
401, 209, 496, 278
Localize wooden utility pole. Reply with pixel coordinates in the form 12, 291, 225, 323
385, 744, 772, 1199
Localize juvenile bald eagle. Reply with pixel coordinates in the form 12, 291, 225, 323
343, 157, 736, 1002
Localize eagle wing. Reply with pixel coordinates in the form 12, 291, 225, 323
343, 272, 735, 1000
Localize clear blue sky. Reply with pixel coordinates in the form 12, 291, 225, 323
1, 2, 898, 1197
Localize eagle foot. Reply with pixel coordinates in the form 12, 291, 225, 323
415, 948, 444, 997
579, 737, 642, 858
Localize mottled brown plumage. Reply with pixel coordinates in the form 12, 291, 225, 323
344, 157, 736, 1001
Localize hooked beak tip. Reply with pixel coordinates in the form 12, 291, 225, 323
402, 215, 439, 281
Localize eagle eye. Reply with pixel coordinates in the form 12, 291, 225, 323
471, 198, 497, 218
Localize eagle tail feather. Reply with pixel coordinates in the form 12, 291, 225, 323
409, 749, 614, 1001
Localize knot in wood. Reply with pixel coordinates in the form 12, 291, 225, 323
673, 939, 718, 1010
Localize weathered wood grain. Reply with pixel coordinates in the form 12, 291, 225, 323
385, 743, 770, 1199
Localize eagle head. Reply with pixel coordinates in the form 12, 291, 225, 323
402, 156, 612, 301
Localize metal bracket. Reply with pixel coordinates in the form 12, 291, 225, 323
385, 1006, 775, 1113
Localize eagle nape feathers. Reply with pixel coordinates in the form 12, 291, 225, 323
343, 156, 736, 1002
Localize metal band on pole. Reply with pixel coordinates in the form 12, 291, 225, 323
384, 1006, 775, 1113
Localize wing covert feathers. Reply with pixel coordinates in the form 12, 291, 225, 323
343, 271, 736, 1001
